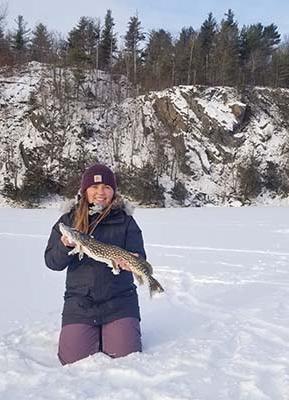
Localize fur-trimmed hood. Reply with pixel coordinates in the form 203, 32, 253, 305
60, 192, 135, 216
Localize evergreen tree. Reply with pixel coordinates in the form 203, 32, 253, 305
213, 9, 240, 86
30, 23, 52, 63
0, 2, 7, 39
262, 24, 281, 85
143, 29, 174, 90
0, 4, 12, 66
174, 27, 199, 85
240, 23, 265, 84
263, 24, 281, 55
198, 12, 217, 84
124, 15, 145, 85
67, 16, 100, 67
11, 15, 30, 52
99, 9, 117, 70
240, 22, 281, 85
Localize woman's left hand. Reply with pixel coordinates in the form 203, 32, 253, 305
115, 253, 139, 271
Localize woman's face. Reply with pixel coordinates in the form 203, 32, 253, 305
86, 184, 114, 207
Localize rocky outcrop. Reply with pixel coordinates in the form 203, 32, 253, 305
1, 62, 289, 207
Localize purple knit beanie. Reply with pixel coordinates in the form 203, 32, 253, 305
80, 164, 117, 194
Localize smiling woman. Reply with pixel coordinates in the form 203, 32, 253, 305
44, 163, 146, 365
86, 184, 114, 208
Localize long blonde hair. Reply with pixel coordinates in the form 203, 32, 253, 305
73, 196, 90, 233
73, 194, 115, 234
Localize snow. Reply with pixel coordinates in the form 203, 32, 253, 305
195, 87, 245, 131
1, 206, 289, 399
2, 63, 289, 206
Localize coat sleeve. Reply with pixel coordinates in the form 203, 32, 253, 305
124, 217, 147, 260
44, 214, 76, 271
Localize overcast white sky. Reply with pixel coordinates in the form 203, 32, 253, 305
4, 0, 289, 40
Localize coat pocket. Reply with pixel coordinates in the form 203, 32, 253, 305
63, 287, 94, 315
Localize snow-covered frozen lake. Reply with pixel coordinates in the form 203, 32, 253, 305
0, 206, 289, 399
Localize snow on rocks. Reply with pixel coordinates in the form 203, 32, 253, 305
1, 63, 289, 206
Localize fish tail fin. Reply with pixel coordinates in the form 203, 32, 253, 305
148, 276, 164, 297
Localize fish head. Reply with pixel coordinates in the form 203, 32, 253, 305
59, 223, 79, 243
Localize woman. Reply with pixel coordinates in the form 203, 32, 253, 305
45, 164, 145, 365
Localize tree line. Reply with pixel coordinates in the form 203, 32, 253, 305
0, 6, 289, 94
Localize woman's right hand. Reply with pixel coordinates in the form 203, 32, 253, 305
61, 235, 76, 248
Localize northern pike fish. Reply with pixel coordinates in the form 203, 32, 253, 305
59, 223, 164, 297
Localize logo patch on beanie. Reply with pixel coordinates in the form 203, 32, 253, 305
93, 175, 102, 183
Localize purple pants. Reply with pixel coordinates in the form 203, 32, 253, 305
58, 317, 142, 365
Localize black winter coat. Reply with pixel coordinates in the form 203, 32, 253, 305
44, 205, 146, 327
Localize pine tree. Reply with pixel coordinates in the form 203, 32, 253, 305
240, 23, 281, 85
67, 16, 100, 67
0, 2, 7, 39
175, 27, 198, 85
262, 23, 281, 85
99, 9, 117, 71
263, 24, 281, 55
240, 23, 264, 84
143, 29, 174, 90
124, 15, 145, 85
0, 4, 12, 66
30, 23, 52, 63
213, 9, 240, 86
11, 15, 30, 52
198, 12, 217, 84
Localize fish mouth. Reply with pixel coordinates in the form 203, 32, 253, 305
59, 223, 72, 238
59, 223, 65, 234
